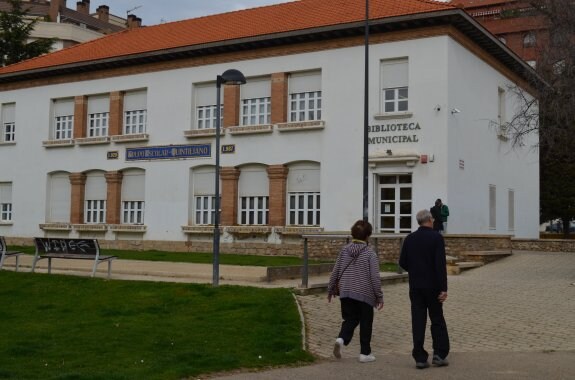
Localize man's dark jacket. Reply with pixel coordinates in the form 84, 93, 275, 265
399, 226, 447, 292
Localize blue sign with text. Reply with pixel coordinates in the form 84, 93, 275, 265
126, 144, 211, 161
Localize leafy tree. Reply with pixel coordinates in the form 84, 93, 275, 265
0, 0, 54, 66
504, 0, 575, 233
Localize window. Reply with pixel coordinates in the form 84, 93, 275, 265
381, 58, 408, 113
508, 189, 515, 231
523, 32, 536, 48
241, 78, 271, 126
489, 185, 496, 229
123, 90, 147, 134
289, 71, 322, 122
46, 172, 71, 222
192, 167, 217, 225
87, 95, 109, 137
238, 166, 269, 225
53, 98, 74, 140
1, 103, 15, 143
84, 172, 107, 224
498, 36, 507, 45
0, 182, 12, 222
498, 87, 506, 126
287, 162, 320, 226
194, 84, 222, 129
121, 169, 145, 224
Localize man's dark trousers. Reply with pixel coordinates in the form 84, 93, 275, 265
409, 288, 450, 362
339, 297, 374, 355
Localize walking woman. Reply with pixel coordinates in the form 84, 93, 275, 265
327, 220, 384, 362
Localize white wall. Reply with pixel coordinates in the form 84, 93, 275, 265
0, 33, 539, 240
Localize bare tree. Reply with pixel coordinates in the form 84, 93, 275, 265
503, 0, 575, 231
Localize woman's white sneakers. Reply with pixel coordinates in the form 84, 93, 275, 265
333, 338, 344, 359
359, 354, 376, 363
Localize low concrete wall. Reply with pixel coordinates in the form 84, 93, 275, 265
266, 263, 334, 281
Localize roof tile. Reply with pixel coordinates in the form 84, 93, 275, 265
0, 0, 454, 75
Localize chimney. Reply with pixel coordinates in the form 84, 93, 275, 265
76, 0, 89, 14
49, 0, 67, 22
96, 5, 109, 23
127, 14, 142, 29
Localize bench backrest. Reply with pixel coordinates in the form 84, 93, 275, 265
34, 238, 99, 256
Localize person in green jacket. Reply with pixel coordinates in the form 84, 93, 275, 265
438, 199, 449, 233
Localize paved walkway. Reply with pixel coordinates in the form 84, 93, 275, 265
213, 251, 575, 379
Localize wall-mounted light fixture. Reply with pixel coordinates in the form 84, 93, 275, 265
386, 149, 392, 155
451, 108, 461, 114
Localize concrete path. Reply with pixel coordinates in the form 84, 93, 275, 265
213, 250, 575, 379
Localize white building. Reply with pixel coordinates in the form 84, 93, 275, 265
0, 0, 539, 253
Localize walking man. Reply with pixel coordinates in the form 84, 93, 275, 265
399, 209, 450, 369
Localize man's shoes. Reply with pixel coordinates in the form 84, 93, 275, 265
333, 338, 343, 359
416, 361, 430, 369
432, 355, 449, 367
359, 354, 376, 363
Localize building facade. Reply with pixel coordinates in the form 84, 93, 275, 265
0, 0, 539, 253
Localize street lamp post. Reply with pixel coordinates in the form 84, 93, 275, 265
363, 0, 370, 221
213, 69, 246, 287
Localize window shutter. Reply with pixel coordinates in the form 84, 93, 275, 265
85, 173, 107, 200
289, 71, 321, 94
48, 173, 71, 222
2, 103, 15, 123
241, 78, 270, 99
0, 182, 12, 203
87, 95, 109, 114
288, 163, 320, 192
124, 90, 147, 112
381, 59, 408, 88
122, 170, 145, 201
239, 167, 268, 196
195, 84, 221, 106
54, 98, 75, 117
193, 167, 216, 195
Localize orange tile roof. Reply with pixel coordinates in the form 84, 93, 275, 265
0, 0, 454, 75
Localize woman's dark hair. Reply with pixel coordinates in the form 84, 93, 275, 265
351, 220, 373, 241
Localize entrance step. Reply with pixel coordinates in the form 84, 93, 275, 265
459, 250, 512, 264
447, 260, 484, 275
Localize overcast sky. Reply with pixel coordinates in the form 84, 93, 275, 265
89, 0, 296, 26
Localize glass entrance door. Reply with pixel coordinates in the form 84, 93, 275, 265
378, 174, 412, 233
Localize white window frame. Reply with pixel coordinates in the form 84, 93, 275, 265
88, 112, 109, 137
1, 103, 16, 143
122, 200, 145, 224
381, 58, 409, 113
55, 115, 73, 140
3, 122, 15, 142
0, 182, 12, 222
194, 195, 217, 225
196, 105, 222, 130
289, 92, 322, 122
1, 203, 12, 222
124, 109, 147, 134
240, 196, 269, 225
241, 97, 271, 126
85, 199, 106, 224
288, 192, 320, 226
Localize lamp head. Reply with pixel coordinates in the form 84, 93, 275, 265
218, 69, 247, 86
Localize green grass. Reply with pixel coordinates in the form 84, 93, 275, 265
11, 246, 398, 271
0, 271, 313, 379
11, 246, 328, 267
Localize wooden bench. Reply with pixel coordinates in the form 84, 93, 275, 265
32, 238, 117, 278
0, 236, 23, 271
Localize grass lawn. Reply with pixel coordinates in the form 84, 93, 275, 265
0, 271, 313, 380
10, 246, 398, 271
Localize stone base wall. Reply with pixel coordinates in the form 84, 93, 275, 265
5, 235, 573, 261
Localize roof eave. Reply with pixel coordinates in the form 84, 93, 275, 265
0, 8, 542, 86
